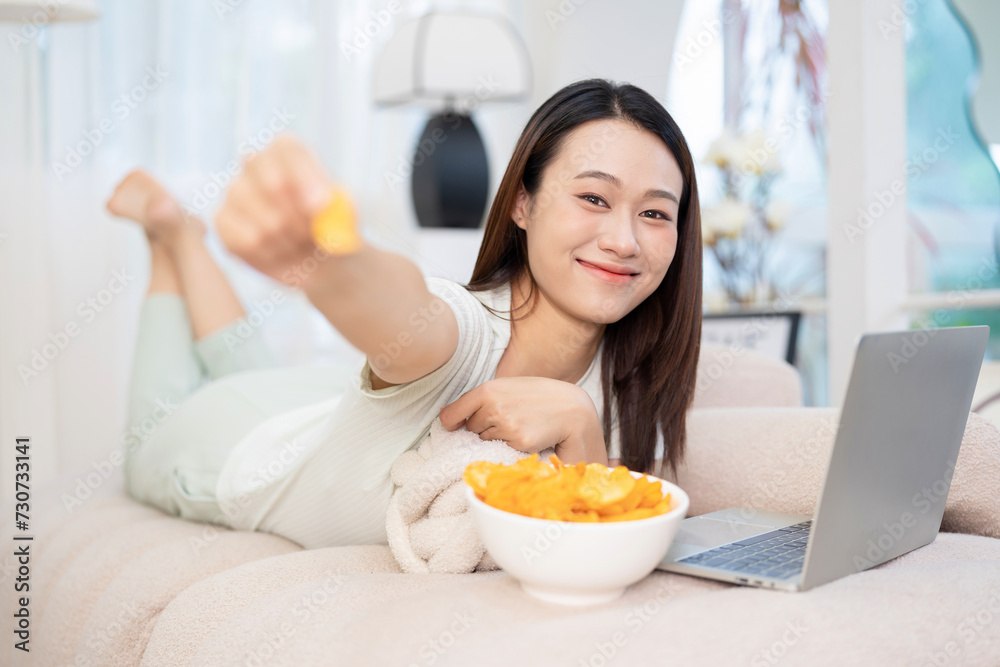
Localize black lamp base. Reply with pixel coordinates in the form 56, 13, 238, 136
410, 112, 489, 229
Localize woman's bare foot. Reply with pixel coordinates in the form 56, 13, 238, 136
106, 169, 206, 242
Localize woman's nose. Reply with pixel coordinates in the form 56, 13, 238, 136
597, 211, 640, 256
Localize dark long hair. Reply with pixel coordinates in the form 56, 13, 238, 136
465, 78, 702, 477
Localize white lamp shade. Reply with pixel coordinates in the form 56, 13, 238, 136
0, 0, 99, 22
374, 12, 530, 107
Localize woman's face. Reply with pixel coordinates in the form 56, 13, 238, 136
514, 118, 684, 325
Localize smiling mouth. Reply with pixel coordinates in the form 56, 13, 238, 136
576, 259, 639, 277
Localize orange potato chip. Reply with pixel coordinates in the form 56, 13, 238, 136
618, 477, 652, 512
653, 494, 672, 513
602, 508, 658, 522
311, 186, 362, 255
465, 454, 672, 522
463, 461, 500, 496
639, 482, 665, 508
578, 465, 636, 510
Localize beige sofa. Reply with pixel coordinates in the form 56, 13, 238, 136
4, 344, 999, 666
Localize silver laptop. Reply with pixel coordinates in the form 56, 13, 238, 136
657, 325, 989, 591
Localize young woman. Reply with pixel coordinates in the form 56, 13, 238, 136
110, 78, 702, 550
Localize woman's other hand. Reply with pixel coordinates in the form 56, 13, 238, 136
216, 134, 336, 285
438, 377, 608, 466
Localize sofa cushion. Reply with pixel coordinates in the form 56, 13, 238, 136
0, 496, 300, 667
677, 408, 1000, 539
138, 530, 1000, 666
693, 343, 803, 409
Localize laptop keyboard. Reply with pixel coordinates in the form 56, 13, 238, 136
677, 521, 812, 580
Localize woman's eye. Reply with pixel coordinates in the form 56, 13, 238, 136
640, 210, 670, 221
579, 194, 607, 207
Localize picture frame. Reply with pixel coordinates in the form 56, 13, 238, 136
702, 311, 802, 365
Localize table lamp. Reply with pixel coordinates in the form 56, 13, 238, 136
374, 11, 531, 229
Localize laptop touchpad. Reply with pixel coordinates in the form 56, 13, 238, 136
674, 517, 776, 548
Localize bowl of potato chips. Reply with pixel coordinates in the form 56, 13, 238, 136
463, 454, 689, 606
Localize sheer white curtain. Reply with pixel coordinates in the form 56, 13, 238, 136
0, 0, 447, 499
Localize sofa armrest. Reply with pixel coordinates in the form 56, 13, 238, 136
693, 344, 803, 409
670, 407, 1000, 538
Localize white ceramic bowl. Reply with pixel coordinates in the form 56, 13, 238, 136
465, 471, 690, 606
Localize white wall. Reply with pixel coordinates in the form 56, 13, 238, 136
518, 0, 684, 109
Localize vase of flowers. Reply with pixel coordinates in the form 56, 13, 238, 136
701, 128, 792, 306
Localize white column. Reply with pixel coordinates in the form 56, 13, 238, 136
826, 0, 910, 405
722, 0, 743, 130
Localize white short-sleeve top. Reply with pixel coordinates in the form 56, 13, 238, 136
214, 276, 662, 547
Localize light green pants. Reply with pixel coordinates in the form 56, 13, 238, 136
123, 294, 349, 528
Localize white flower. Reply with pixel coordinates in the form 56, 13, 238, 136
701, 216, 717, 246
703, 289, 729, 311
739, 129, 781, 175
703, 129, 744, 169
764, 200, 792, 232
702, 198, 752, 240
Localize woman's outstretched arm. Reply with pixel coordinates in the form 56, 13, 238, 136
216, 135, 458, 388
300, 242, 458, 388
